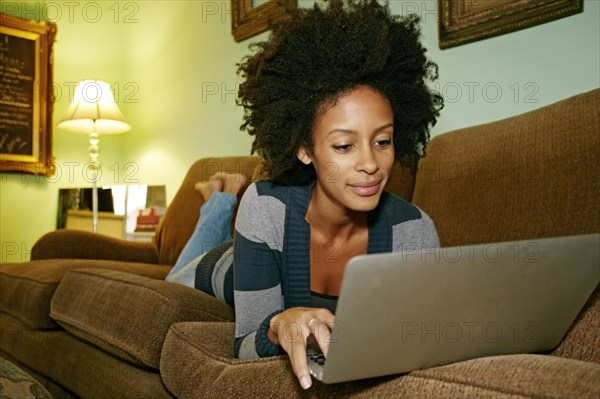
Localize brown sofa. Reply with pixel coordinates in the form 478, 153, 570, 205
1, 88, 599, 398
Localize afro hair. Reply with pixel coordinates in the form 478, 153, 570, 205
237, 0, 443, 185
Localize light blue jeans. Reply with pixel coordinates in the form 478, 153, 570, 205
165, 192, 237, 285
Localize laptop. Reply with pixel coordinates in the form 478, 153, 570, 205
307, 233, 600, 384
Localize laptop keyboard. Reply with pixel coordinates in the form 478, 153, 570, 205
308, 352, 326, 366
307, 352, 326, 380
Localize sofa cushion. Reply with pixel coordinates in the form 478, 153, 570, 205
160, 322, 600, 398
550, 284, 600, 363
0, 313, 172, 399
50, 269, 234, 369
0, 260, 171, 330
412, 88, 599, 247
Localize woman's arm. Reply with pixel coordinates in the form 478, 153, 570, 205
233, 231, 285, 358
232, 182, 287, 358
232, 182, 335, 389
420, 209, 440, 249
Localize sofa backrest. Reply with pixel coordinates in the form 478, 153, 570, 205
154, 156, 262, 265
412, 88, 599, 247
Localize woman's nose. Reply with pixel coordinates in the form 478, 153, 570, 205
356, 147, 378, 174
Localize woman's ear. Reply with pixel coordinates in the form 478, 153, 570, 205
297, 145, 312, 165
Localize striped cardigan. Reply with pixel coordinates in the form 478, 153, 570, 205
232, 180, 439, 359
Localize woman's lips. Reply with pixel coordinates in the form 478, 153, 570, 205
349, 180, 382, 196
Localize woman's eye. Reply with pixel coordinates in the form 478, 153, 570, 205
375, 139, 392, 149
333, 144, 353, 153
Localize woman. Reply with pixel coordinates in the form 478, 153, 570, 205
167, 0, 443, 389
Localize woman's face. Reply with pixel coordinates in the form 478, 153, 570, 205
298, 85, 395, 215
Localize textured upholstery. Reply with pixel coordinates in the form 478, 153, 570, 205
160, 322, 600, 398
50, 268, 234, 368
31, 229, 159, 263
550, 285, 600, 363
412, 89, 599, 247
0, 312, 173, 399
0, 259, 171, 329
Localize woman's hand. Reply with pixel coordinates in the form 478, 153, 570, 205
269, 307, 335, 390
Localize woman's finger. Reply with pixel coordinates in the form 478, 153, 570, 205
307, 317, 329, 355
286, 327, 313, 390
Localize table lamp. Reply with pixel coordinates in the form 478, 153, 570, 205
57, 80, 131, 233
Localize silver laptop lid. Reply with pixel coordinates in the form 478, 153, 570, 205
316, 233, 599, 383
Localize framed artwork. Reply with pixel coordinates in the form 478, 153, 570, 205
0, 13, 57, 175
232, 0, 297, 42
438, 0, 583, 49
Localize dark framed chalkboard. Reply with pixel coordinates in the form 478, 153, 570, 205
0, 13, 57, 175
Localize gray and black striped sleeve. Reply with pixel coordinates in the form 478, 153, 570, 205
392, 206, 440, 252
233, 183, 286, 359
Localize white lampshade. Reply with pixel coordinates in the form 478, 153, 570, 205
57, 80, 131, 134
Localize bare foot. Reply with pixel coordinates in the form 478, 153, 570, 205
194, 174, 223, 202
221, 173, 249, 196
194, 173, 249, 202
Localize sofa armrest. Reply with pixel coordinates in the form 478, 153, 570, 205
160, 322, 600, 399
31, 229, 159, 264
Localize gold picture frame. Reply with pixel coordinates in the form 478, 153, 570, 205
0, 13, 57, 175
232, 0, 297, 42
438, 0, 583, 49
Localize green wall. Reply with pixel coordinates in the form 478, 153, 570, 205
1, 0, 599, 262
